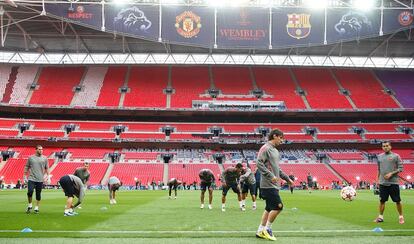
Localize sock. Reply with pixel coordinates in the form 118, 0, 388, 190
239, 201, 243, 207
222, 204, 225, 209
28, 203, 32, 208
64, 209, 69, 214
242, 200, 245, 206
399, 215, 404, 218
266, 221, 272, 229
208, 204, 212, 208
201, 203, 204, 207
378, 215, 384, 219
257, 224, 265, 233
253, 202, 257, 207
34, 206, 39, 211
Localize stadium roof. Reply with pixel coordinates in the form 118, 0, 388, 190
0, 0, 413, 64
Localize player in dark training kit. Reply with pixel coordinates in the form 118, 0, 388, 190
199, 169, 215, 209
168, 178, 182, 199
220, 163, 243, 212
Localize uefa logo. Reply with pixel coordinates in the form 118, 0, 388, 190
398, 11, 413, 26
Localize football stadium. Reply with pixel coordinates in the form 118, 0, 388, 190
0, 0, 413, 243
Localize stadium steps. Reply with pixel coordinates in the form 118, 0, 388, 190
370, 70, 404, 109
118, 66, 131, 108
248, 66, 258, 89
100, 162, 114, 185
24, 66, 42, 104
329, 69, 357, 109
48, 157, 61, 173
0, 160, 7, 172
322, 160, 348, 183
208, 65, 216, 89
288, 68, 311, 109
217, 162, 225, 175
166, 66, 172, 108
163, 162, 169, 185
1, 66, 18, 103
70, 66, 89, 106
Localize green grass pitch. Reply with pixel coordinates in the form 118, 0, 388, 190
0, 189, 413, 243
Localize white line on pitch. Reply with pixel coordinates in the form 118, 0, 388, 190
1, 229, 414, 233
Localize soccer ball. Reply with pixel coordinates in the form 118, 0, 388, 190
340, 186, 357, 201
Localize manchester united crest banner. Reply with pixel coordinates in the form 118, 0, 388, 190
272, 8, 324, 48
216, 8, 269, 48
161, 6, 214, 47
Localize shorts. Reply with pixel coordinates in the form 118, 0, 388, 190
241, 182, 256, 195
379, 184, 401, 203
200, 182, 212, 191
222, 182, 240, 196
59, 175, 75, 198
261, 188, 283, 211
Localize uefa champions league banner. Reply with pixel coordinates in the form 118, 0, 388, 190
382, 9, 414, 34
326, 9, 381, 44
161, 6, 214, 47
45, 4, 413, 50
105, 4, 159, 41
45, 3, 102, 29
216, 8, 269, 49
272, 8, 325, 48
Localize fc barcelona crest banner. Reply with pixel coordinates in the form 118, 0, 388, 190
162, 6, 214, 47
272, 8, 324, 47
216, 8, 269, 48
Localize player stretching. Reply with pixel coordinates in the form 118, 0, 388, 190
220, 163, 243, 212
108, 176, 122, 204
58, 174, 85, 216
240, 163, 257, 210
168, 178, 182, 199
256, 129, 293, 241
23, 145, 50, 214
199, 168, 215, 209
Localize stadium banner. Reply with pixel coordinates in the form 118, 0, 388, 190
326, 9, 381, 44
161, 6, 214, 47
216, 8, 269, 49
104, 4, 159, 41
44, 3, 102, 29
382, 9, 414, 34
272, 8, 325, 48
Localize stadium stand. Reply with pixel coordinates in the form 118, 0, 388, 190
212, 66, 254, 94
253, 67, 306, 109
293, 68, 353, 109
29, 67, 85, 105
168, 163, 221, 185
96, 66, 127, 107
333, 69, 399, 109
123, 66, 168, 108
170, 66, 211, 108
375, 70, 414, 108
110, 163, 164, 185
71, 66, 108, 107
50, 162, 108, 185
8, 65, 38, 104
